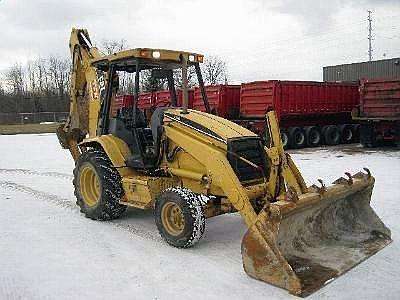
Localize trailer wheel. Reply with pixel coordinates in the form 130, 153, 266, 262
360, 124, 377, 148
352, 124, 361, 142
280, 129, 289, 149
155, 187, 206, 248
339, 124, 354, 144
323, 125, 341, 145
288, 127, 306, 149
73, 148, 127, 220
305, 126, 321, 147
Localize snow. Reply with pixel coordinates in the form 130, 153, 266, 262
0, 134, 399, 300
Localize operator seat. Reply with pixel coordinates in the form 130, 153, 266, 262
150, 107, 169, 152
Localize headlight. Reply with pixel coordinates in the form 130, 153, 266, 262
152, 51, 161, 59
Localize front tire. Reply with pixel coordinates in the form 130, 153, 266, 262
73, 148, 127, 220
155, 188, 206, 248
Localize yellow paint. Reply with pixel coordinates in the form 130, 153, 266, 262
80, 135, 135, 177
79, 163, 100, 207
161, 202, 185, 236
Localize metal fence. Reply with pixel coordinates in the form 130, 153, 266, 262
0, 112, 69, 125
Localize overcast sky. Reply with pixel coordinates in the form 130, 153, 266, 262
0, 0, 399, 82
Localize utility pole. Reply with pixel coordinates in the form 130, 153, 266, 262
367, 10, 373, 61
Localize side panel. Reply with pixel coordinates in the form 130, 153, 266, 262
359, 78, 400, 119
111, 95, 134, 116
240, 80, 359, 127
137, 92, 155, 110
121, 176, 180, 209
193, 85, 241, 118
154, 89, 194, 108
240, 81, 276, 118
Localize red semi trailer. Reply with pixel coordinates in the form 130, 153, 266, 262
154, 89, 194, 108
112, 90, 194, 121
193, 85, 241, 119
353, 78, 400, 147
238, 81, 360, 148
115, 81, 360, 149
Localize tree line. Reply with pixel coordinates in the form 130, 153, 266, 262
1, 56, 70, 99
0, 39, 228, 114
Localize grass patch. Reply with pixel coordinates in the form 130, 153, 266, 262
0, 123, 61, 135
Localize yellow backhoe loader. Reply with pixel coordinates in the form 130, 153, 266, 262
57, 28, 392, 297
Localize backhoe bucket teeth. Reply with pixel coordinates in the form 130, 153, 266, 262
242, 171, 392, 297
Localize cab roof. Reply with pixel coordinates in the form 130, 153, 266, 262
91, 48, 204, 71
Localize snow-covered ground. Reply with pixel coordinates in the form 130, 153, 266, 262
0, 134, 399, 300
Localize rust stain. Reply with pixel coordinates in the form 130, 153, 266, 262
286, 256, 338, 297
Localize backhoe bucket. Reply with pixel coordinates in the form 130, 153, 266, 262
242, 170, 392, 297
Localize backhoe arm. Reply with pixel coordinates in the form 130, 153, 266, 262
57, 28, 103, 161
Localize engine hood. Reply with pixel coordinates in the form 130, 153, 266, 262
163, 108, 258, 143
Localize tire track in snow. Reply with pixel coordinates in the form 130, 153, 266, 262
0, 181, 76, 210
0, 276, 34, 300
0, 181, 162, 244
0, 168, 73, 180
0, 180, 246, 272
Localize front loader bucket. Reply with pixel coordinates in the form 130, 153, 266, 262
242, 170, 392, 297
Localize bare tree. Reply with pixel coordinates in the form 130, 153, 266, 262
101, 39, 128, 55
48, 56, 70, 97
173, 66, 198, 89
27, 60, 36, 96
4, 63, 25, 96
100, 39, 133, 94
35, 57, 48, 96
140, 70, 167, 92
0, 80, 4, 96
202, 55, 228, 85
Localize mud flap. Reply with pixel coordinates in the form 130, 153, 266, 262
242, 171, 392, 297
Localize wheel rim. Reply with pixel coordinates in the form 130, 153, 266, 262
344, 129, 353, 141
281, 132, 288, 147
79, 164, 101, 207
295, 132, 305, 145
310, 130, 320, 145
331, 130, 340, 143
161, 202, 185, 236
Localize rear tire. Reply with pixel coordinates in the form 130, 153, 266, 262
360, 124, 377, 148
352, 124, 360, 142
288, 127, 306, 149
73, 148, 127, 220
305, 126, 321, 147
339, 124, 354, 144
155, 188, 206, 248
323, 125, 341, 145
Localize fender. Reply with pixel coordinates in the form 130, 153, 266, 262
80, 134, 135, 177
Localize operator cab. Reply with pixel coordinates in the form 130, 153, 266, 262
91, 49, 210, 171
